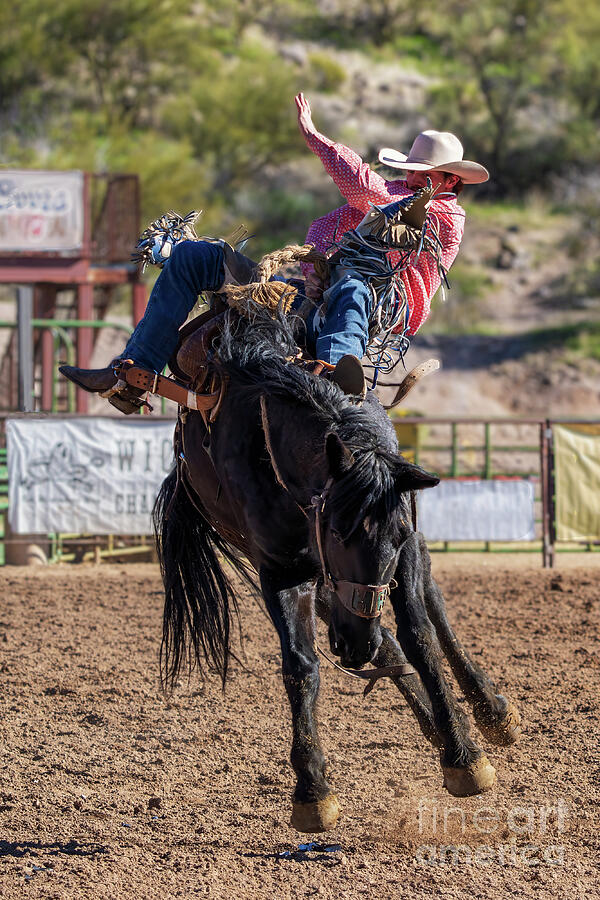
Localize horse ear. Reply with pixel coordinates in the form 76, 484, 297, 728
325, 432, 353, 479
395, 461, 439, 493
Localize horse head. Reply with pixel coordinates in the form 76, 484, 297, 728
320, 432, 438, 668
260, 393, 438, 669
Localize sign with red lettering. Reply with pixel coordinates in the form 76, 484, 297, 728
0, 170, 84, 253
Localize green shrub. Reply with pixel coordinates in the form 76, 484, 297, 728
566, 323, 600, 361
307, 51, 346, 92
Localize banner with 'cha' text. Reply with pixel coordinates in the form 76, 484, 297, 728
7, 417, 176, 534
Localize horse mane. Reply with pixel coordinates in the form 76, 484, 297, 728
216, 309, 410, 540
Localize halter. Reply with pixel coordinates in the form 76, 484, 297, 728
260, 395, 393, 620
311, 478, 394, 620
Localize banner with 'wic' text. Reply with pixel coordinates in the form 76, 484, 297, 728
7, 417, 176, 534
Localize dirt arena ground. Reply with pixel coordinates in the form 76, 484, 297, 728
0, 555, 598, 899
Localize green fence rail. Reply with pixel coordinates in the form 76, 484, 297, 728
391, 414, 548, 557
1, 413, 599, 567
0, 318, 170, 414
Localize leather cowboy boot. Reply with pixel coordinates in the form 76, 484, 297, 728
218, 241, 257, 288
98, 368, 148, 415
330, 354, 366, 399
59, 359, 121, 393
303, 355, 366, 399
59, 359, 147, 414
59, 242, 256, 391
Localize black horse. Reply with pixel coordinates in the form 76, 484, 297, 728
154, 311, 520, 833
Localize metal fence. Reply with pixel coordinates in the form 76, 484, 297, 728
391, 415, 600, 566
0, 319, 172, 415
1, 414, 599, 567
392, 415, 547, 555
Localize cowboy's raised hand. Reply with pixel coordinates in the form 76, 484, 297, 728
295, 93, 315, 134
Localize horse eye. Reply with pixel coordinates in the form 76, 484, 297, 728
331, 528, 344, 544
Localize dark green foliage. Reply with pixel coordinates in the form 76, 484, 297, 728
0, 0, 597, 242
0, 3, 307, 232
307, 52, 347, 92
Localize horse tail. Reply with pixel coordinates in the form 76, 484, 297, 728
153, 469, 253, 691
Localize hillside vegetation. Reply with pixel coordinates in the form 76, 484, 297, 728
1, 1, 599, 409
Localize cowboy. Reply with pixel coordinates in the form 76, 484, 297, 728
294, 93, 489, 359
61, 95, 488, 409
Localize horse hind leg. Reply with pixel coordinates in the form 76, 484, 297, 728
419, 536, 521, 746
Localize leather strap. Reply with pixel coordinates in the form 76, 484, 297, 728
311, 480, 392, 620
315, 644, 416, 697
302, 359, 335, 377
117, 362, 221, 412
311, 477, 336, 590
384, 358, 440, 410
335, 579, 392, 619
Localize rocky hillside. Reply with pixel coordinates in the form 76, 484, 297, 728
402, 205, 600, 417
267, 38, 600, 418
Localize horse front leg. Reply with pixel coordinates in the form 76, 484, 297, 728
260, 567, 340, 833
392, 534, 496, 797
315, 585, 439, 746
375, 626, 440, 746
418, 535, 522, 745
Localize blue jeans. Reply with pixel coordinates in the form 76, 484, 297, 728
125, 240, 225, 371
303, 269, 373, 365
125, 241, 372, 370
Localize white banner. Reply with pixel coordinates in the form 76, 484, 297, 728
7, 418, 175, 534
0, 170, 84, 252
418, 479, 536, 542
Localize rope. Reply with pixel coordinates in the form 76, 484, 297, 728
133, 207, 446, 371
252, 243, 329, 282
220, 243, 329, 322
222, 280, 298, 318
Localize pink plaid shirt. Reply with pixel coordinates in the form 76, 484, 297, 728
300, 128, 465, 335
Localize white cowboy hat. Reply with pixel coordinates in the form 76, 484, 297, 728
378, 130, 489, 184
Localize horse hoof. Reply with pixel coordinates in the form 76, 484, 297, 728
476, 697, 522, 746
442, 754, 496, 797
290, 794, 340, 833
